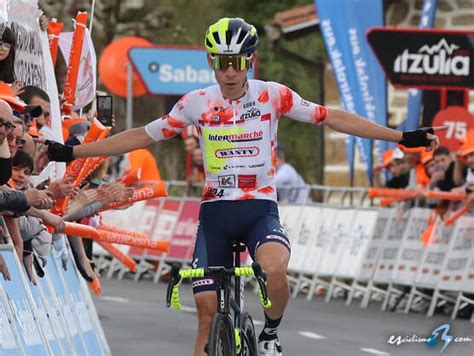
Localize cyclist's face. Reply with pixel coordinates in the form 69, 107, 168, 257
210, 55, 249, 100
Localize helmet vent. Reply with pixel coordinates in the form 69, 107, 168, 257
212, 31, 221, 45
206, 38, 213, 48
247, 37, 257, 47
225, 31, 232, 46
237, 30, 246, 44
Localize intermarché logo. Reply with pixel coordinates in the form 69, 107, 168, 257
386, 323, 471, 353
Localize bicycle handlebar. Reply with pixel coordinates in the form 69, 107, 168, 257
166, 263, 272, 311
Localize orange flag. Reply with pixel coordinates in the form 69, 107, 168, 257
96, 241, 137, 273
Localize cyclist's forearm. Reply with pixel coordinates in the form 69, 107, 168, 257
73, 127, 155, 158
325, 109, 402, 143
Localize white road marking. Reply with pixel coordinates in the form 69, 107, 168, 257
360, 348, 390, 355
298, 331, 327, 340
100, 296, 129, 303
253, 319, 264, 326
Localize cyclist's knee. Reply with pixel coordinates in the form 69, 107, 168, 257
262, 262, 288, 289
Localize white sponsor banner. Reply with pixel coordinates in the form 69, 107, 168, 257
301, 206, 333, 275
318, 209, 356, 276
279, 205, 304, 246
391, 208, 432, 285
357, 208, 393, 281
415, 217, 454, 288
373, 208, 411, 283
288, 205, 316, 272
438, 216, 473, 291
335, 209, 378, 279
59, 29, 97, 110
9, 0, 65, 178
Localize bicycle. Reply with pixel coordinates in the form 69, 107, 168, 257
166, 242, 272, 356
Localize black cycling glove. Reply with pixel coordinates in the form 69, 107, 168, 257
399, 127, 434, 148
46, 140, 75, 162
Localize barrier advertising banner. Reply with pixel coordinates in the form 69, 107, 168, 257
316, 0, 387, 181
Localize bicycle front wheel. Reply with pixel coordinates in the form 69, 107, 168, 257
241, 312, 258, 356
208, 314, 235, 356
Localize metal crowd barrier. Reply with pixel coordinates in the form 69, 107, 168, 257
96, 181, 473, 321
0, 217, 111, 355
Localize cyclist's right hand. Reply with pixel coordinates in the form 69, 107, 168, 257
45, 140, 75, 162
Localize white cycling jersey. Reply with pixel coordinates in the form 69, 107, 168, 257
145, 79, 328, 202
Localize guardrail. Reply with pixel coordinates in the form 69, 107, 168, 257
0, 217, 111, 355
97, 181, 473, 321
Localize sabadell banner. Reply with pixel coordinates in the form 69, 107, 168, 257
367, 28, 474, 90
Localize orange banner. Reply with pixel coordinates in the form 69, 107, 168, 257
99, 223, 150, 240
89, 277, 102, 296
445, 205, 469, 226
62, 12, 88, 115
121, 169, 142, 186
53, 120, 109, 214
99, 182, 168, 211
97, 229, 170, 252
47, 20, 64, 66
96, 241, 137, 272
369, 188, 467, 202
61, 222, 101, 239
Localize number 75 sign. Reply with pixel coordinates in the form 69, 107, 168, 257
432, 106, 474, 152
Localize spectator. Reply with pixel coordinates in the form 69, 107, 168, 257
185, 146, 205, 196
184, 135, 199, 155
19, 86, 51, 133
374, 148, 411, 189
275, 148, 308, 203
11, 150, 59, 282
0, 24, 22, 95
432, 146, 466, 192
7, 117, 25, 157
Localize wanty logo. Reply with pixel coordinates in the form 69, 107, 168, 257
393, 38, 469, 76
215, 147, 259, 158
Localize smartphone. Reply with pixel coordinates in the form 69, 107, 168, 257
96, 95, 113, 126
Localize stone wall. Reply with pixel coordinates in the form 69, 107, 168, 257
323, 0, 474, 187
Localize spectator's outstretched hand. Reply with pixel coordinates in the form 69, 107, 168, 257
24, 189, 54, 209
42, 212, 65, 233
10, 80, 24, 96
48, 176, 75, 198
400, 126, 447, 152
98, 182, 133, 205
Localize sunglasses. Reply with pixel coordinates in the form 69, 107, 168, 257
210, 54, 253, 71
0, 119, 15, 133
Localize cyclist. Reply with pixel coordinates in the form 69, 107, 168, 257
46, 17, 443, 356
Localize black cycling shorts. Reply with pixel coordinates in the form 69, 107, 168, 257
191, 199, 291, 294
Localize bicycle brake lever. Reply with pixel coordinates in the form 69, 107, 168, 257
166, 264, 181, 308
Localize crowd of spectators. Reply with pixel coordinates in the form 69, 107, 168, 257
0, 20, 144, 285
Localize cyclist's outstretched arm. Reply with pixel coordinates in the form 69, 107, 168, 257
324, 109, 402, 142
73, 127, 154, 158
270, 82, 444, 152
